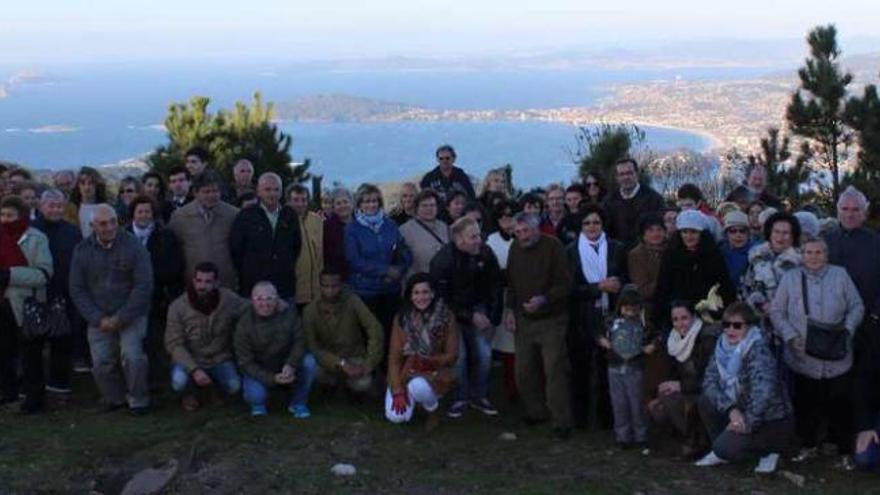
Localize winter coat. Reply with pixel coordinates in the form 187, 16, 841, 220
400, 218, 449, 280
234, 306, 305, 386
769, 265, 864, 379
344, 216, 412, 297
229, 204, 300, 299
566, 237, 628, 340
740, 242, 801, 316
667, 324, 720, 397
719, 239, 754, 290
303, 291, 385, 372
627, 242, 664, 318
323, 214, 350, 280
419, 166, 476, 204
2, 227, 53, 325
31, 216, 80, 299
429, 242, 503, 326
824, 226, 880, 316
169, 200, 239, 290
126, 224, 184, 304
295, 211, 323, 305
701, 334, 792, 432
601, 184, 665, 248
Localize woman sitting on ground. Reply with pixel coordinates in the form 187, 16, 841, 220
385, 273, 458, 431
695, 302, 795, 473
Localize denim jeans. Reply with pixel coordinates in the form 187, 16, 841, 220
88, 316, 149, 408
454, 323, 493, 402
170, 361, 241, 395
242, 353, 318, 409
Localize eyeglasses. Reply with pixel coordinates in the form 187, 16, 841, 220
727, 227, 748, 234
722, 321, 746, 330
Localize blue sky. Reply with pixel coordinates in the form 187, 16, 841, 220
3, 0, 879, 64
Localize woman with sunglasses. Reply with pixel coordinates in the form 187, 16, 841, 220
695, 302, 795, 473
113, 176, 143, 228
566, 204, 627, 430
719, 210, 755, 290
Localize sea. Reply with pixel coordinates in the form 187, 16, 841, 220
0, 61, 766, 187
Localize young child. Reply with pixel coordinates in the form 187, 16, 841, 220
598, 287, 657, 448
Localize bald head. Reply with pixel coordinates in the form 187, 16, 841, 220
256, 173, 282, 210
251, 281, 279, 317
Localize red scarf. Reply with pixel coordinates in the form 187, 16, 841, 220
0, 218, 29, 269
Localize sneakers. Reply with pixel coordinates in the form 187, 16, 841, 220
72, 359, 91, 373
447, 400, 468, 418
288, 404, 311, 419
754, 453, 779, 474
835, 455, 855, 471
694, 451, 728, 467
469, 398, 499, 416
250, 405, 268, 417
791, 447, 819, 463
45, 385, 72, 394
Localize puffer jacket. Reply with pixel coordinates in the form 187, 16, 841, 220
234, 306, 305, 386
344, 216, 412, 297
3, 227, 53, 325
701, 331, 792, 432
740, 242, 801, 316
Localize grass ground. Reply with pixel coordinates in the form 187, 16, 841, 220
1, 369, 878, 494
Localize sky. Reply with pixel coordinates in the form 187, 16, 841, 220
2, 0, 880, 64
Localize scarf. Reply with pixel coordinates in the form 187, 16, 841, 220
400, 299, 450, 357
186, 284, 221, 316
355, 209, 386, 234
0, 218, 29, 269
714, 326, 762, 405
667, 318, 703, 363
578, 231, 609, 311
131, 222, 155, 247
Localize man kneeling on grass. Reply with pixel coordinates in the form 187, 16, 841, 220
234, 281, 317, 417
304, 269, 384, 397
165, 262, 249, 411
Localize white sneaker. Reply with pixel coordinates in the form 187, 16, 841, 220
694, 451, 727, 467
791, 446, 818, 463
754, 453, 779, 474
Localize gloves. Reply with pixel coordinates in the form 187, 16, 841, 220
391, 391, 408, 415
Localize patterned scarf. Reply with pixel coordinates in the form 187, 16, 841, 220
714, 326, 762, 405
400, 299, 450, 357
355, 209, 386, 234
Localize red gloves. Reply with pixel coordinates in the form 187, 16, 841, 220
391, 391, 408, 415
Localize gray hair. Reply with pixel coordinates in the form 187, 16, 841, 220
257, 172, 282, 187
803, 236, 829, 252
251, 281, 278, 298
837, 185, 869, 212
513, 212, 541, 229
40, 188, 66, 203
329, 186, 353, 204
90, 203, 118, 224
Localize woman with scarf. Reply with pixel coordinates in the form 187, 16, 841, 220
385, 273, 458, 431
0, 196, 53, 413
649, 301, 720, 458
345, 184, 412, 364
696, 302, 795, 474
566, 204, 626, 429
740, 211, 802, 318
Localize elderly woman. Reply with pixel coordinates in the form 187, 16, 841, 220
770, 237, 864, 465
654, 210, 736, 332
719, 211, 755, 291
696, 302, 795, 473
649, 301, 720, 458
399, 189, 449, 280
740, 211, 802, 317
566, 204, 626, 429
323, 187, 355, 280
385, 273, 458, 431
0, 196, 53, 413
345, 184, 412, 346
390, 182, 418, 226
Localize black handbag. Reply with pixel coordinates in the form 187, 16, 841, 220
801, 273, 848, 361
21, 269, 71, 341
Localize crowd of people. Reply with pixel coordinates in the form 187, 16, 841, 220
1, 145, 880, 476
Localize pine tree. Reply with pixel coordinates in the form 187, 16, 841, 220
574, 123, 650, 185
844, 73, 880, 201
785, 24, 854, 204
148, 92, 308, 184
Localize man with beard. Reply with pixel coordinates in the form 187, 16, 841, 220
164, 262, 250, 411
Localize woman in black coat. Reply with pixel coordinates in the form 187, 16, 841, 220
653, 210, 736, 332
566, 204, 627, 429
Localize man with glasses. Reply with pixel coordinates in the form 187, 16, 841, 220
602, 158, 664, 249
420, 144, 476, 206
69, 205, 153, 414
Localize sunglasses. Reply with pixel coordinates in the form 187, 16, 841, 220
722, 321, 746, 330
727, 227, 748, 234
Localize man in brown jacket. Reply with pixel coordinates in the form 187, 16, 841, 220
169, 170, 239, 290
506, 212, 574, 439
165, 262, 249, 411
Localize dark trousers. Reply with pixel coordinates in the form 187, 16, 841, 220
698, 395, 795, 462
46, 334, 73, 390
362, 293, 400, 371
0, 301, 20, 400
791, 370, 854, 454
515, 314, 573, 429
568, 324, 611, 429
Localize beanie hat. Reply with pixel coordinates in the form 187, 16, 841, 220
723, 210, 749, 231
676, 209, 706, 231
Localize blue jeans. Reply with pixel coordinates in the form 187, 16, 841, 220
454, 323, 493, 402
170, 361, 241, 395
242, 353, 317, 408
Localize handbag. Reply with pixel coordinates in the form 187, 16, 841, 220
801, 273, 847, 361
21, 269, 71, 341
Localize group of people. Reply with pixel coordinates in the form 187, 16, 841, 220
2, 146, 880, 475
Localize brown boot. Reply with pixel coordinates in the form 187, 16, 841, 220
181, 394, 199, 412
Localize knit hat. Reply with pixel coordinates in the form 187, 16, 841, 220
716, 201, 741, 218
723, 211, 749, 231
676, 209, 706, 231
794, 211, 820, 240
757, 207, 778, 228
